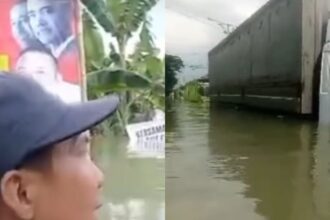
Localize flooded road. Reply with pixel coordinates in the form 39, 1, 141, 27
166, 100, 330, 220
92, 135, 165, 220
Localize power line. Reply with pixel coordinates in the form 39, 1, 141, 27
207, 17, 236, 34
166, 6, 236, 35
167, 7, 219, 29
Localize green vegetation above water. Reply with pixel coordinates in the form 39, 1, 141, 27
182, 81, 203, 103
81, 0, 164, 134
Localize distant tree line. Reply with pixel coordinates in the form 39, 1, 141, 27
165, 54, 184, 96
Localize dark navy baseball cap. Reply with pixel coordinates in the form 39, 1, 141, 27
0, 72, 119, 176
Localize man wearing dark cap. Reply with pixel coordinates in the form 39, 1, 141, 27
0, 72, 119, 220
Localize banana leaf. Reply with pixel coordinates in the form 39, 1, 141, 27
83, 10, 105, 71
81, 0, 114, 32
87, 69, 152, 93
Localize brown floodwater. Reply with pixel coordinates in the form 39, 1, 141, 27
93, 134, 165, 220
166, 100, 330, 220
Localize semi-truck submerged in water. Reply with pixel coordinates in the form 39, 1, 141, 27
208, 0, 330, 115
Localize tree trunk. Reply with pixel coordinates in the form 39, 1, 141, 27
118, 37, 127, 69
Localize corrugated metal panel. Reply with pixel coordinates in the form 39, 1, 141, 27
209, 0, 303, 113
301, 0, 316, 114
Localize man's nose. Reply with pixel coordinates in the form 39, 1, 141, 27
36, 13, 46, 26
94, 163, 104, 190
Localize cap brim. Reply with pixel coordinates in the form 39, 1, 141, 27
38, 95, 120, 147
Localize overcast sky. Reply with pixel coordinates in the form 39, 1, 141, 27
166, 0, 268, 54
126, 0, 165, 55
165, 0, 269, 83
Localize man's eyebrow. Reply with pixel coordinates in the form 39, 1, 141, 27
62, 134, 80, 154
74, 132, 91, 143
40, 5, 53, 12
70, 134, 80, 146
85, 133, 92, 142
66, 133, 91, 154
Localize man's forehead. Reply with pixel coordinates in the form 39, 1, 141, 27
16, 52, 57, 76
17, 52, 47, 65
76, 131, 90, 138
53, 131, 91, 156
11, 3, 27, 18
68, 131, 91, 146
78, 131, 91, 142
12, 2, 27, 11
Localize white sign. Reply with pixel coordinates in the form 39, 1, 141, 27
126, 116, 165, 159
126, 120, 165, 143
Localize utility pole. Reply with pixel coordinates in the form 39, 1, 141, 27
206, 17, 236, 35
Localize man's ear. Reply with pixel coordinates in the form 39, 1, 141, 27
0, 170, 35, 219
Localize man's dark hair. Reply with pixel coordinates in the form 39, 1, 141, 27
0, 146, 54, 202
0, 145, 53, 183
16, 145, 54, 172
0, 132, 84, 181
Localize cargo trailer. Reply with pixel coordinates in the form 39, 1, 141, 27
208, 0, 329, 114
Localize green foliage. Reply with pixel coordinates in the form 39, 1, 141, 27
80, 0, 113, 32
165, 54, 184, 96
84, 0, 158, 36
82, 0, 163, 134
82, 9, 105, 72
83, 0, 158, 68
87, 69, 151, 94
128, 19, 165, 111
183, 81, 203, 103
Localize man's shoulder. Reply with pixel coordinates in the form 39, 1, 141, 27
56, 36, 79, 58
66, 38, 78, 52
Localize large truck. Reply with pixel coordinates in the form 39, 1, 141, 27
208, 0, 330, 114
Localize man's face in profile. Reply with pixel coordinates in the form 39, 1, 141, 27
0, 132, 104, 220
10, 2, 35, 48
15, 51, 57, 85
34, 132, 104, 220
27, 0, 70, 47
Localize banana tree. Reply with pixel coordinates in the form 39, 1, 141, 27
128, 18, 165, 110
82, 9, 105, 72
81, 0, 162, 134
81, 0, 158, 69
87, 68, 152, 132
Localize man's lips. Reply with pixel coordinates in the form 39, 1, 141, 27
95, 203, 103, 210
38, 27, 51, 35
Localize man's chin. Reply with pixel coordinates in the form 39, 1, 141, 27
18, 38, 29, 47
37, 35, 53, 46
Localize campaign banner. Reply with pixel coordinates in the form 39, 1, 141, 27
126, 120, 165, 143
0, 0, 83, 103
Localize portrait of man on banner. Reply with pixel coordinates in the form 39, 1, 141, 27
15, 46, 81, 103
10, 0, 40, 49
26, 0, 78, 58
0, 0, 83, 103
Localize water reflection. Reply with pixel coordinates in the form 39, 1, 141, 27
166, 101, 330, 220
313, 126, 330, 219
93, 134, 165, 220
127, 139, 165, 159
